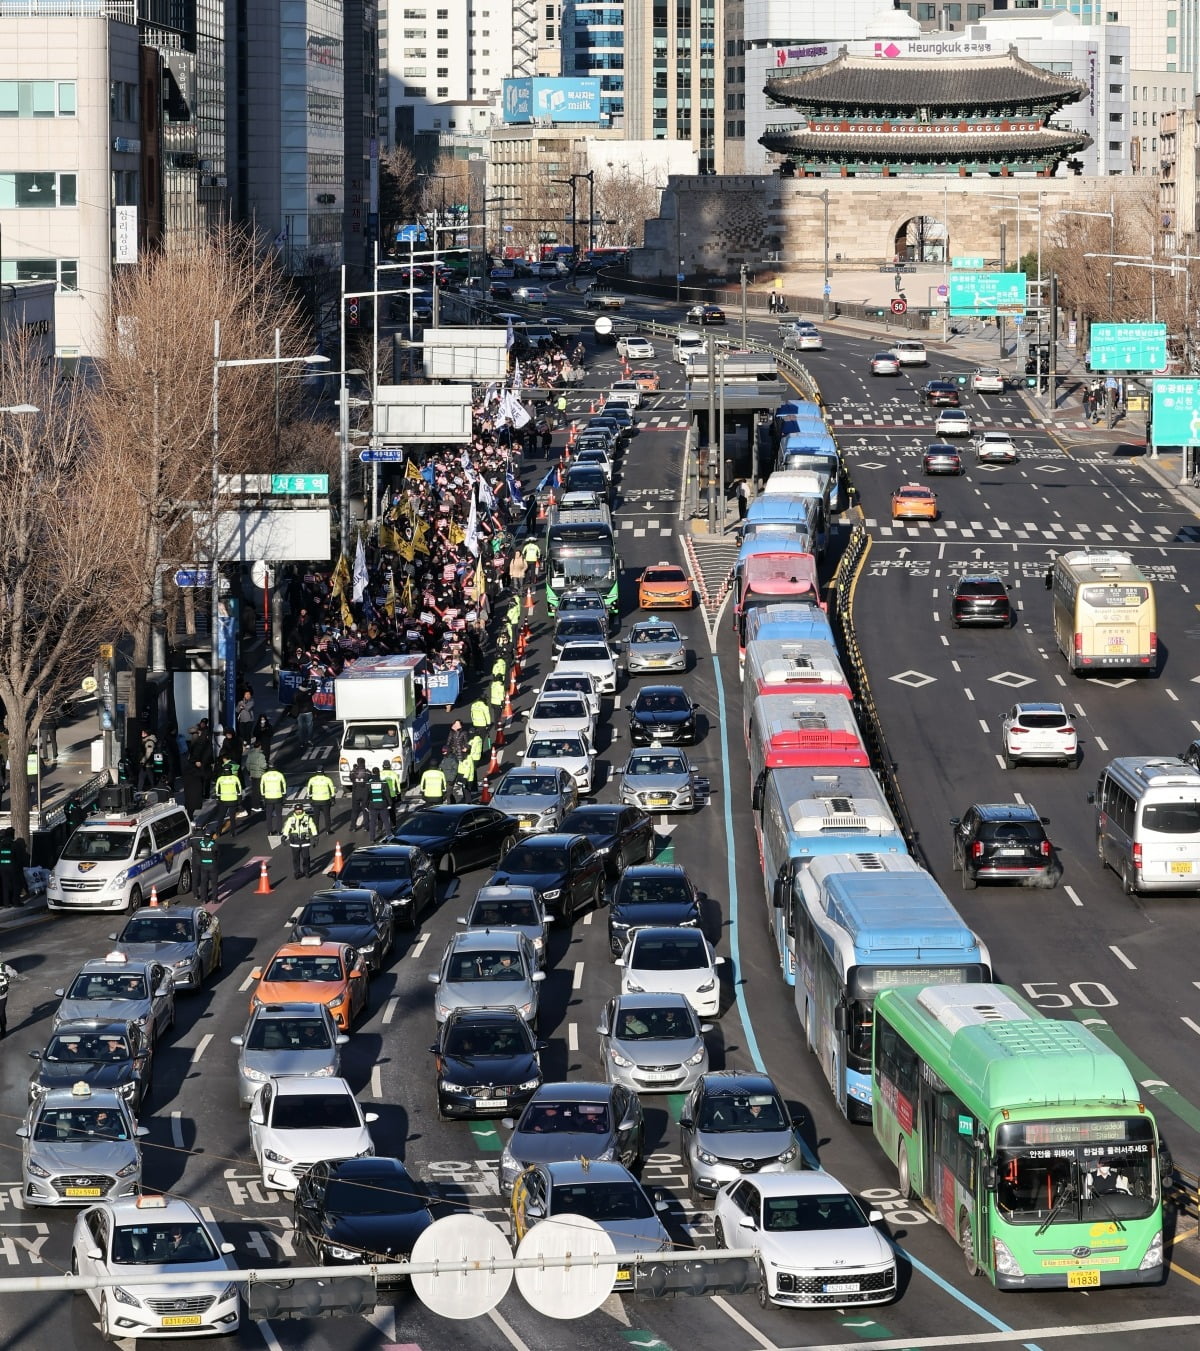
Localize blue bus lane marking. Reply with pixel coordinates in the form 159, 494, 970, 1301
711, 649, 1043, 1351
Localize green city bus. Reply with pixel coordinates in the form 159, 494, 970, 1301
872, 983, 1163, 1290
544, 508, 620, 616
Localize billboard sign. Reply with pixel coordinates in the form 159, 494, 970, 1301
1151, 378, 1200, 447
949, 270, 1026, 317
374, 384, 474, 443
1089, 323, 1167, 373
502, 77, 601, 123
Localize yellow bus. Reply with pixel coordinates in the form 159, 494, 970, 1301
1047, 550, 1157, 674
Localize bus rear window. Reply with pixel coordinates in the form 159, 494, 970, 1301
1141, 801, 1200, 834
1080, 585, 1149, 608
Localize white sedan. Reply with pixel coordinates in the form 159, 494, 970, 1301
617, 336, 654, 360
72, 1193, 241, 1339
973, 430, 1018, 462
617, 926, 723, 1019
555, 639, 619, 696
524, 691, 597, 745
971, 366, 1005, 393
712, 1172, 896, 1309
934, 408, 972, 438
249, 1077, 377, 1191
522, 728, 598, 794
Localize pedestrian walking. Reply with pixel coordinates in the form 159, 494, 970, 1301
192, 826, 219, 905
282, 803, 319, 879
0, 955, 15, 1037
253, 713, 274, 756
292, 681, 315, 748
182, 755, 206, 818
305, 766, 338, 834
136, 732, 158, 792
245, 742, 268, 813
509, 550, 528, 593
213, 762, 243, 837
259, 763, 288, 835
366, 768, 391, 843
0, 829, 21, 909
349, 757, 371, 831
235, 688, 255, 740
736, 479, 750, 520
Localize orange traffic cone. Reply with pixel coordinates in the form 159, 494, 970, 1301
537, 499, 547, 522
255, 860, 272, 895
487, 744, 501, 776
503, 691, 514, 721
148, 885, 160, 907
331, 840, 344, 876
525, 589, 535, 612
479, 780, 492, 805
508, 668, 518, 697
494, 721, 506, 749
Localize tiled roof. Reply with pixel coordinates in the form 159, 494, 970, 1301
760, 127, 1092, 158
766, 47, 1088, 110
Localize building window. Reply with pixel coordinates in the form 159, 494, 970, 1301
1167, 7, 1176, 22
1105, 10, 1118, 20
1167, 37, 1177, 53
404, 47, 425, 57
0, 172, 77, 208
406, 86, 426, 95
0, 257, 78, 291
436, 6, 448, 13
437, 86, 449, 95
917, 3, 936, 18
403, 7, 427, 15
0, 80, 76, 117
437, 67, 448, 76
944, 2, 961, 15
1109, 84, 1123, 95
1109, 112, 1123, 123
109, 80, 138, 122
967, 3, 984, 16
1109, 140, 1122, 151
437, 46, 448, 56
1108, 54, 1123, 65
404, 66, 427, 77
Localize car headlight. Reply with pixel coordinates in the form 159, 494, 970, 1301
992, 1239, 1021, 1277
518, 1077, 541, 1092
697, 980, 715, 993
216, 1283, 238, 1304
326, 1244, 361, 1260
542, 888, 562, 901
242, 1065, 268, 1082
594, 845, 610, 856
518, 1001, 535, 1019
696, 1148, 719, 1166
311, 1064, 335, 1076
326, 997, 343, 1010
26, 1160, 51, 1179
116, 1160, 140, 1179
776, 1143, 798, 1165
112, 1286, 141, 1308
172, 958, 193, 970
685, 1049, 706, 1066
1140, 1231, 1163, 1270
111, 870, 129, 889
358, 945, 376, 957
626, 981, 644, 993
597, 1145, 617, 1162
264, 1149, 293, 1164
440, 1081, 467, 1093
608, 1049, 634, 1068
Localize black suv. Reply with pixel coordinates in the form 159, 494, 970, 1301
951, 803, 1061, 890
922, 380, 960, 407
951, 573, 1012, 628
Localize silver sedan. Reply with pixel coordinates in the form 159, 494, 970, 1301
598, 993, 710, 1095
625, 620, 688, 676
490, 766, 578, 834
617, 747, 708, 814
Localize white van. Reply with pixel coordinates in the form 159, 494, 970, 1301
48, 799, 194, 913
673, 329, 705, 364
890, 340, 928, 366
1091, 756, 1200, 894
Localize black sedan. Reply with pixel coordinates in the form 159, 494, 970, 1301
293, 1157, 433, 1286
391, 805, 519, 877
628, 684, 698, 746
559, 803, 654, 879
922, 380, 960, 407
336, 844, 438, 929
488, 833, 605, 924
608, 863, 703, 957
28, 1018, 153, 1112
288, 888, 395, 974
563, 466, 613, 505
430, 1006, 544, 1120
687, 304, 726, 325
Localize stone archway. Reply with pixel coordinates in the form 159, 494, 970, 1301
892, 214, 947, 264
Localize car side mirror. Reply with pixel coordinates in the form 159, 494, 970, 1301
655, 1199, 670, 1213
250, 968, 262, 981
456, 916, 467, 926
364, 1112, 379, 1123
107, 932, 118, 942
427, 973, 441, 985
154, 985, 171, 998
738, 1214, 756, 1230
679, 1112, 693, 1129
524, 1202, 545, 1221
714, 956, 725, 966
949, 818, 960, 829
614, 957, 625, 967
1041, 816, 1051, 825
791, 1115, 806, 1130
87, 1247, 102, 1261
532, 971, 546, 983
229, 1035, 244, 1048
501, 1117, 516, 1130
54, 988, 64, 997
1086, 792, 1096, 804
135, 1126, 149, 1138
619, 1113, 639, 1132
220, 1242, 236, 1255
249, 1110, 264, 1126
700, 1023, 714, 1034
868, 1208, 884, 1224
15, 1126, 28, 1139
596, 1022, 608, 1035
335, 1034, 349, 1046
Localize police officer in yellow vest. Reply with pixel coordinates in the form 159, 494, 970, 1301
488, 676, 506, 715
506, 595, 522, 626
457, 751, 477, 800
304, 768, 337, 835
521, 539, 541, 572
213, 762, 243, 837
491, 653, 508, 682
469, 697, 492, 751
467, 732, 484, 769
282, 802, 318, 879
260, 764, 288, 835
419, 764, 448, 803
379, 760, 402, 825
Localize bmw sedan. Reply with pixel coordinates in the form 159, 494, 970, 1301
430, 1006, 544, 1119
487, 833, 606, 924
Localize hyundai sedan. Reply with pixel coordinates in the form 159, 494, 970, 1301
598, 992, 710, 1094
490, 766, 578, 834
626, 620, 688, 675
617, 926, 723, 1018
249, 1076, 377, 1191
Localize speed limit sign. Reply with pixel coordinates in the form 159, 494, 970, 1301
890, 297, 908, 315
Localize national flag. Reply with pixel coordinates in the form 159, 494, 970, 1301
352, 535, 368, 603
505, 471, 525, 507
537, 465, 560, 493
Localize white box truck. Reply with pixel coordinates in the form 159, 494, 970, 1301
334, 654, 433, 787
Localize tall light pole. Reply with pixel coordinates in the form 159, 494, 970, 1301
821, 188, 830, 322
675, 204, 685, 304
211, 321, 326, 733
550, 177, 578, 257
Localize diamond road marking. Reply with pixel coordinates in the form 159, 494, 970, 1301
1036, 464, 1067, 474
990, 671, 1037, 689
1087, 676, 1137, 689
891, 670, 937, 688
857, 461, 886, 470
975, 463, 1007, 473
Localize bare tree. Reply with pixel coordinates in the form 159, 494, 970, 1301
1046, 185, 1160, 327
0, 331, 134, 844
593, 165, 661, 250
379, 145, 423, 253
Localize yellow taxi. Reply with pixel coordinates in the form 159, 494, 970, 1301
630, 369, 660, 392
891, 483, 938, 521
248, 935, 368, 1031
637, 562, 694, 609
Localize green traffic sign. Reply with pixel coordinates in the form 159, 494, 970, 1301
949, 270, 1026, 317
1150, 378, 1200, 447
1089, 322, 1167, 373
952, 255, 986, 270
270, 473, 329, 495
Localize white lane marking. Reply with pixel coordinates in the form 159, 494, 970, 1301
383, 995, 399, 1025
1064, 885, 1084, 908
1109, 945, 1136, 971
950, 660, 961, 673
940, 634, 949, 646
410, 931, 431, 961
171, 1111, 183, 1148
573, 960, 585, 990
932, 611, 940, 624
370, 1065, 383, 1098
568, 1022, 579, 1052
978, 719, 990, 734
1167, 688, 1179, 702
238, 970, 256, 993
964, 688, 975, 702
1055, 673, 1066, 686
583, 910, 593, 926
191, 1033, 213, 1064
711, 1294, 778, 1349
1183, 1017, 1200, 1039
487, 1307, 534, 1351
1012, 791, 1025, 805
1095, 735, 1108, 751
1073, 702, 1087, 718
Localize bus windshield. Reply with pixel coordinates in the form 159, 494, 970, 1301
994, 1118, 1157, 1225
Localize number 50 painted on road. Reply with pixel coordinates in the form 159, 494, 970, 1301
1022, 981, 1117, 1008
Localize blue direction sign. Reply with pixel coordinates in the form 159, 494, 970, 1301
359, 448, 407, 463
395, 223, 428, 243
270, 473, 329, 495
1089, 322, 1167, 373
174, 568, 214, 588
949, 270, 1026, 317
1151, 378, 1200, 447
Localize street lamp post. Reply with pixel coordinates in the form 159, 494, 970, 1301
1063, 197, 1116, 318
821, 189, 830, 322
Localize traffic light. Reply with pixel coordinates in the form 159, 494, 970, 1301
631, 1256, 758, 1300
247, 1275, 376, 1320
347, 296, 361, 328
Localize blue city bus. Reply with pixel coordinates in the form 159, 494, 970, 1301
741, 602, 835, 675
792, 852, 992, 1122
755, 766, 904, 984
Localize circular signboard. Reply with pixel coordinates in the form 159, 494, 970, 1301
936, 283, 948, 297
891, 298, 908, 315
514, 1215, 616, 1320
593, 316, 613, 336
409, 1213, 513, 1320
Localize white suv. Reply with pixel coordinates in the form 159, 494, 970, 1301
974, 430, 1017, 462
616, 336, 653, 360
1001, 702, 1079, 769
890, 340, 928, 366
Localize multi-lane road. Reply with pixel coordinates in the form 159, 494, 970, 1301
3, 288, 1200, 1351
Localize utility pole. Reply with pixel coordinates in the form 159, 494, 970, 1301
998, 221, 1007, 359
822, 189, 830, 322
740, 264, 748, 345
706, 334, 717, 532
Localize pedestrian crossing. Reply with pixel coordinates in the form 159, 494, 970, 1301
866, 516, 1200, 545
618, 519, 675, 537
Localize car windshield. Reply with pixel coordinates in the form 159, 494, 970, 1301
762, 1195, 865, 1231
633, 628, 678, 645
340, 857, 412, 882
324, 1173, 426, 1215
61, 830, 135, 862
556, 620, 603, 639
630, 935, 707, 970
636, 692, 689, 715
66, 971, 147, 1002
45, 1033, 131, 1062
628, 754, 686, 776
111, 1222, 219, 1266
396, 812, 451, 836
520, 1103, 610, 1134
528, 739, 586, 760
551, 1181, 654, 1223
270, 1093, 360, 1130
446, 1022, 530, 1057
561, 646, 609, 662
544, 678, 592, 697
1142, 802, 1200, 834
246, 1017, 332, 1052
33, 1107, 129, 1141
447, 949, 525, 982
615, 1006, 694, 1040
300, 902, 374, 926
497, 774, 561, 797
471, 897, 540, 928
697, 1093, 787, 1132
959, 581, 1005, 596
535, 698, 587, 720
263, 955, 344, 983
502, 844, 567, 872
1017, 712, 1070, 729
343, 723, 400, 751
562, 809, 619, 833
119, 915, 195, 944
618, 877, 693, 909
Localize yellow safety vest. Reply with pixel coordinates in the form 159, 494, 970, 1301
420, 768, 448, 798
470, 700, 491, 728
214, 773, 241, 803
306, 773, 336, 802
260, 770, 287, 799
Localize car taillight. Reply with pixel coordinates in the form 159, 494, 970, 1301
1040, 840, 1051, 857
1150, 631, 1157, 653
1010, 727, 1025, 736
1057, 727, 1074, 735
1074, 633, 1082, 654
971, 842, 984, 859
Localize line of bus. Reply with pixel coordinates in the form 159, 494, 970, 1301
1047, 549, 1157, 674
748, 692, 870, 787
873, 983, 1163, 1290
792, 852, 991, 1122
734, 548, 823, 664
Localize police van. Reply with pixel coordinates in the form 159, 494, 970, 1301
48, 798, 193, 913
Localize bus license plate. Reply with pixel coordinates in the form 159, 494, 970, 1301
823, 1281, 861, 1294
616, 1268, 631, 1283
161, 1316, 202, 1327
1171, 861, 1193, 874
65, 1187, 102, 1197
1068, 1270, 1100, 1289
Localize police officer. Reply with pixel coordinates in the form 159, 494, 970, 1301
491, 652, 508, 683
192, 826, 219, 905
506, 594, 522, 628
456, 751, 477, 801
366, 768, 391, 843
469, 698, 492, 752
213, 761, 243, 837
305, 766, 338, 835
259, 763, 288, 835
282, 803, 319, 879
521, 537, 541, 578
379, 761, 402, 826
467, 731, 485, 774
419, 763, 448, 803
349, 757, 371, 832
0, 829, 20, 909
489, 674, 507, 716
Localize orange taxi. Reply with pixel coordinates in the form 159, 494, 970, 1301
248, 935, 368, 1031
637, 562, 694, 609
630, 369, 660, 393
891, 483, 938, 521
